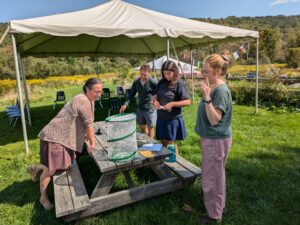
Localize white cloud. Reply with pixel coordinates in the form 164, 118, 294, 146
271, 0, 300, 6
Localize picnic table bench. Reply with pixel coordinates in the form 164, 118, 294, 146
53, 121, 201, 221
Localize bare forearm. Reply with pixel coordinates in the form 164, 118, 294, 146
151, 95, 157, 102
86, 126, 95, 146
205, 103, 222, 126
171, 99, 191, 108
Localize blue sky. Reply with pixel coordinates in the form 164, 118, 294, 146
0, 0, 299, 22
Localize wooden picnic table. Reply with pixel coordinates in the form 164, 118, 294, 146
53, 121, 201, 222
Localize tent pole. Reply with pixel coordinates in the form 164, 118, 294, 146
152, 54, 156, 79
0, 25, 9, 45
190, 48, 195, 103
170, 38, 185, 78
255, 37, 259, 113
11, 34, 29, 154
247, 43, 250, 60
18, 53, 32, 126
167, 38, 170, 59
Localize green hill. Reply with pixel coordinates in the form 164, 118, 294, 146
1, 15, 299, 79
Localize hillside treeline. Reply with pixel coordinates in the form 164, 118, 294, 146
0, 15, 299, 80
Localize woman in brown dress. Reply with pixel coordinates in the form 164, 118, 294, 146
27, 78, 103, 210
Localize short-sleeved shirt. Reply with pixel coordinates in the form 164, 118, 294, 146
156, 79, 190, 120
126, 77, 157, 112
39, 94, 94, 152
194, 84, 232, 139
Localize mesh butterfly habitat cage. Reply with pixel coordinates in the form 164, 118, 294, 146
105, 113, 138, 161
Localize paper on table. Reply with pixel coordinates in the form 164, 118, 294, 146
138, 143, 162, 151
139, 151, 154, 158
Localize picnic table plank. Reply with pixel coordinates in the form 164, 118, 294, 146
164, 161, 195, 180
64, 177, 193, 222
67, 161, 91, 212
93, 123, 109, 150
94, 122, 134, 169
91, 149, 117, 173
53, 170, 74, 217
151, 163, 174, 179
91, 173, 117, 198
176, 156, 201, 176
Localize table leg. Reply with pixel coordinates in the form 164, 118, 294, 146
122, 171, 135, 188
91, 173, 117, 199
151, 163, 174, 179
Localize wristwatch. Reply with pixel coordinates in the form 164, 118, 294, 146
202, 99, 212, 104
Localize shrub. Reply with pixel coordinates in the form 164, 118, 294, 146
0, 79, 16, 95
229, 77, 290, 106
0, 73, 117, 96
287, 48, 300, 68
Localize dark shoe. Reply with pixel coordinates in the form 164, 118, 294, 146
222, 207, 226, 215
197, 216, 221, 224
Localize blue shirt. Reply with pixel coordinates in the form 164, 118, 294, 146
156, 79, 190, 120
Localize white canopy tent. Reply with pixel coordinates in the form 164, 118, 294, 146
134, 55, 201, 76
7, 0, 259, 153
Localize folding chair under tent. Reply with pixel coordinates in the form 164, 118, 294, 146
6, 0, 259, 154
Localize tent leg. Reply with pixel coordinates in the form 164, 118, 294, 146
18, 53, 32, 126
152, 54, 157, 79
255, 37, 259, 113
190, 49, 195, 104
170, 38, 185, 80
11, 34, 29, 155
167, 38, 170, 59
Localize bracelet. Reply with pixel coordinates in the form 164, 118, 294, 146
202, 99, 212, 104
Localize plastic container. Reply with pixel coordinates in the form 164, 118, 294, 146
106, 113, 138, 161
165, 144, 176, 162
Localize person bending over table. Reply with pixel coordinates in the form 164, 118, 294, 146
119, 64, 157, 139
27, 78, 103, 210
151, 60, 190, 154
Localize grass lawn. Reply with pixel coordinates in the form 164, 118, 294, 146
0, 85, 299, 225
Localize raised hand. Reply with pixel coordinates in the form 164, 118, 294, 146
119, 105, 127, 113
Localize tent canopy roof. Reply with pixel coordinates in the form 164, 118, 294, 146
134, 55, 198, 72
9, 0, 259, 57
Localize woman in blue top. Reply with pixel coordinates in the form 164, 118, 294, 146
152, 60, 191, 152
195, 52, 232, 223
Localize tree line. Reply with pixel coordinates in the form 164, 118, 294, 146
0, 15, 299, 80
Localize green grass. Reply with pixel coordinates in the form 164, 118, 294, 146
0, 85, 300, 225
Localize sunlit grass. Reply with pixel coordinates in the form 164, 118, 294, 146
229, 63, 300, 77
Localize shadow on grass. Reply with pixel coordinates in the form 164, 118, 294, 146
0, 179, 65, 225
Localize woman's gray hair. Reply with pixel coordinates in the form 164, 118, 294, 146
83, 78, 102, 93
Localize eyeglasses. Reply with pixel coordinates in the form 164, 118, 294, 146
92, 90, 103, 94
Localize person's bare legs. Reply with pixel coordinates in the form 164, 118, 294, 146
162, 140, 179, 155
173, 142, 179, 155
140, 124, 148, 136
147, 126, 155, 139
162, 139, 173, 148
39, 165, 56, 210
27, 165, 41, 182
